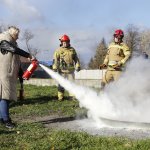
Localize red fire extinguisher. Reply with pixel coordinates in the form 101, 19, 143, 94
22, 60, 38, 80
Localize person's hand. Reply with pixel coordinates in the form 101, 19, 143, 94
113, 61, 122, 69
99, 64, 107, 70
28, 55, 36, 61
76, 67, 81, 72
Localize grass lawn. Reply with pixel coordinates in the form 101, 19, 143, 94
0, 85, 150, 150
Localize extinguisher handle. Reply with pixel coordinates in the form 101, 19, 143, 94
28, 55, 37, 61
32, 58, 37, 62
32, 60, 39, 66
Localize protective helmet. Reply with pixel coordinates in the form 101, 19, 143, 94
114, 29, 124, 38
59, 34, 70, 42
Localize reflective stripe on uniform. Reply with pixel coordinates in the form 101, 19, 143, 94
58, 91, 64, 100
108, 60, 118, 66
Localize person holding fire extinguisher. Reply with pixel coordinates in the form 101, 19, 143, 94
53, 34, 80, 101
0, 26, 35, 129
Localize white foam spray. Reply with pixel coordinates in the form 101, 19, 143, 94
39, 64, 116, 127
105, 56, 150, 123
40, 56, 150, 128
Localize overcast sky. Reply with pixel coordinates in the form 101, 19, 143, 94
0, 0, 150, 64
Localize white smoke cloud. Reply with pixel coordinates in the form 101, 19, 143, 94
105, 56, 150, 123
39, 64, 117, 127
1, 0, 43, 23
40, 55, 150, 128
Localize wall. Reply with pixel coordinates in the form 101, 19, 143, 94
24, 70, 106, 88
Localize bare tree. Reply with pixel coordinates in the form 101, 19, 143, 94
139, 29, 150, 55
124, 24, 140, 52
22, 29, 39, 56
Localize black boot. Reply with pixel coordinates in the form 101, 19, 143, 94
4, 119, 16, 129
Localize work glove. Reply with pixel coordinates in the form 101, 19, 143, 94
113, 61, 122, 69
76, 67, 81, 72
99, 64, 107, 70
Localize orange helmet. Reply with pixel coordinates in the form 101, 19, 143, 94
114, 29, 124, 38
59, 34, 70, 42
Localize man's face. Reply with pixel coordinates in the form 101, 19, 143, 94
62, 41, 69, 48
114, 37, 119, 43
114, 35, 122, 43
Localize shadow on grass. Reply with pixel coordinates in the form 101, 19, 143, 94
37, 116, 75, 124
10, 96, 58, 108
0, 129, 16, 134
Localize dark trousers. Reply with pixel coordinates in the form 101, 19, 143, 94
0, 99, 9, 121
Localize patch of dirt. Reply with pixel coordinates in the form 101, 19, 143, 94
20, 115, 150, 139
